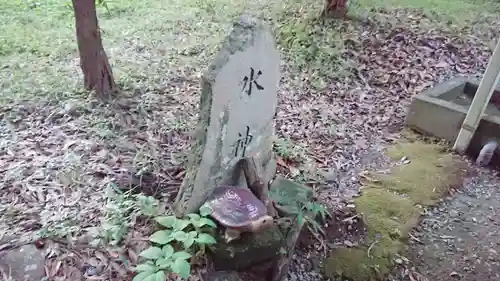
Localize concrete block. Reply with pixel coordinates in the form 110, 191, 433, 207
406, 77, 500, 167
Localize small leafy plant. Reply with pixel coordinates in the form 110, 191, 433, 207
269, 181, 331, 238
134, 206, 217, 280
297, 201, 332, 237
93, 184, 160, 247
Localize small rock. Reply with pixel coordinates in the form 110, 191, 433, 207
449, 210, 459, 217
0, 244, 46, 281
84, 265, 99, 277
394, 258, 403, 264
343, 240, 354, 247
320, 168, 338, 183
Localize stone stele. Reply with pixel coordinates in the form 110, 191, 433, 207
173, 15, 280, 217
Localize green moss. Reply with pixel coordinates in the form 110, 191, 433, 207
356, 188, 420, 243
324, 137, 466, 281
325, 248, 392, 281
382, 140, 459, 205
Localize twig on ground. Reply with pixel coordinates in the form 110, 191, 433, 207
367, 240, 379, 258
342, 213, 361, 223
409, 233, 424, 244
308, 226, 327, 255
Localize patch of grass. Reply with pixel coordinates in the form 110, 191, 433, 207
326, 247, 392, 281
276, 9, 353, 89
39, 218, 81, 240
88, 183, 161, 246
273, 0, 500, 92
324, 136, 466, 281
1, 0, 497, 105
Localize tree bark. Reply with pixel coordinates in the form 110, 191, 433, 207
321, 0, 349, 19
72, 0, 116, 98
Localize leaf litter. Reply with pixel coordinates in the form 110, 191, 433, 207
1, 6, 500, 281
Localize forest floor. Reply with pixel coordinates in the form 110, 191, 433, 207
1, 0, 500, 280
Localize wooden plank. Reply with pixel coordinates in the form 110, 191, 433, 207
453, 38, 500, 153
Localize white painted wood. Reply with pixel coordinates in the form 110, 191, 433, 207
453, 38, 500, 153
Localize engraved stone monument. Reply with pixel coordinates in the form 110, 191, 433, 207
173, 15, 280, 217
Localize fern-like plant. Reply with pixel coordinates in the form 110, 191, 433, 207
134, 206, 217, 280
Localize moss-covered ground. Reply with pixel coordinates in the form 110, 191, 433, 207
324, 133, 467, 281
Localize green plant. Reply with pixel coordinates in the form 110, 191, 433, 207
134, 205, 217, 280
96, 0, 111, 14
273, 137, 308, 161
297, 201, 332, 237
92, 183, 160, 247
38, 219, 80, 240
269, 181, 331, 238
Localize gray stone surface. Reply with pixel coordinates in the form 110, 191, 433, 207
174, 15, 280, 216
209, 224, 283, 271
405, 77, 468, 143
406, 78, 500, 163
0, 244, 46, 281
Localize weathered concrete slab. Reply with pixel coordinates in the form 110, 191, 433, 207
173, 15, 280, 216
406, 78, 500, 166
406, 77, 468, 142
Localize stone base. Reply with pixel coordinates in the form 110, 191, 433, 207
202, 271, 243, 281
208, 224, 283, 271
206, 176, 314, 280
406, 77, 500, 167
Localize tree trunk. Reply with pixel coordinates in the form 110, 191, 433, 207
321, 0, 349, 19
72, 0, 116, 98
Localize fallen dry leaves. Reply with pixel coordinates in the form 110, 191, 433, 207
275, 9, 498, 211
0, 7, 499, 281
